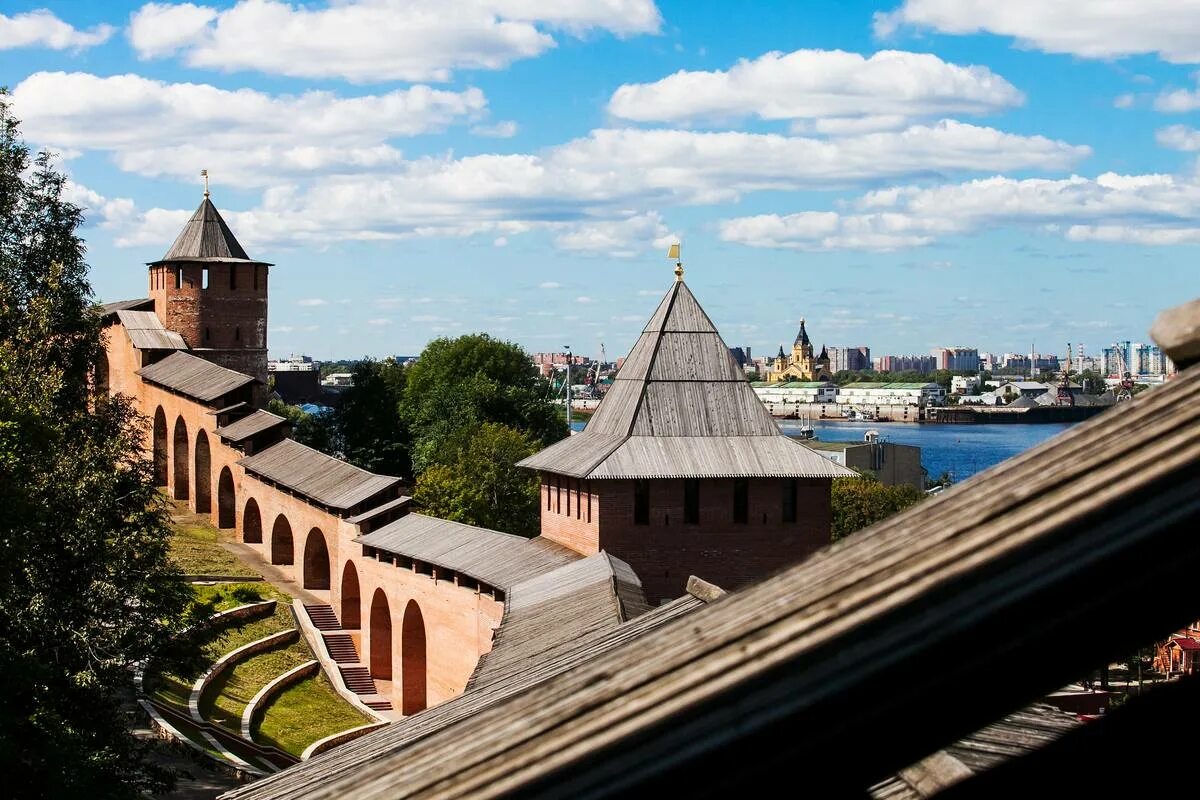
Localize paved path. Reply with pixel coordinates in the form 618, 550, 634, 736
218, 539, 327, 606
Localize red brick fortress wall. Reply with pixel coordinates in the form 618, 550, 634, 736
595, 477, 832, 604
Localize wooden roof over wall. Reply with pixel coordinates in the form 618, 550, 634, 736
355, 513, 578, 591
151, 197, 269, 265
238, 438, 400, 511
115, 309, 187, 351
137, 351, 256, 403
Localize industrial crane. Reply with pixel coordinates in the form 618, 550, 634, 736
1111, 343, 1134, 402
1056, 343, 1075, 406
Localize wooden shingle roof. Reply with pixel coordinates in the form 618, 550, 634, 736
519, 279, 855, 479
354, 514, 578, 591
137, 351, 256, 403
215, 409, 288, 443
114, 309, 188, 351
238, 439, 400, 511
151, 197, 269, 265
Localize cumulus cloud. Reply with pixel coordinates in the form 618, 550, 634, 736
1156, 125, 1200, 151
0, 9, 114, 50
538, 281, 562, 289
720, 172, 1200, 251
297, 298, 328, 306
128, 0, 662, 83
608, 49, 1022, 128
11, 72, 486, 186
63, 121, 1087, 256
1154, 78, 1200, 112
875, 0, 1200, 63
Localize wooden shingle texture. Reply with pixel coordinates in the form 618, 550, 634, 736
354, 513, 579, 590
153, 197, 268, 264
115, 309, 187, 351
518, 279, 854, 480
468, 553, 649, 692
215, 409, 288, 443
239, 438, 400, 511
137, 351, 256, 403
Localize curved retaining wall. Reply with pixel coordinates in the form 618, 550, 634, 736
190, 628, 299, 724
300, 721, 391, 761
241, 659, 319, 739
138, 698, 268, 781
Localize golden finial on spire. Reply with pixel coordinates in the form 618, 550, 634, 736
667, 242, 683, 281
201, 169, 210, 198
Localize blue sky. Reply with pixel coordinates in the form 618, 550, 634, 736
3, 0, 1198, 363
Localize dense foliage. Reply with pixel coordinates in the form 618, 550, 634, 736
830, 476, 927, 541
413, 423, 543, 536
0, 94, 191, 797
334, 359, 409, 477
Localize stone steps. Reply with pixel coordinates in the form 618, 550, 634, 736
303, 604, 340, 631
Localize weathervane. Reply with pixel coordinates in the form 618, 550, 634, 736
667, 242, 683, 281
201, 169, 210, 198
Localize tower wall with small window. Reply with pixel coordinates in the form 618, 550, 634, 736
537, 473, 833, 603
148, 260, 269, 384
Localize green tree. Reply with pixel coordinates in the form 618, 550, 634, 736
413, 423, 541, 536
830, 476, 927, 541
334, 358, 410, 477
402, 334, 566, 473
0, 95, 191, 797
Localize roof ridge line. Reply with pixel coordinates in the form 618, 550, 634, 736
624, 282, 680, 437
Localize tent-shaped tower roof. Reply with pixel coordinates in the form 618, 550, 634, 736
150, 197, 270, 265
519, 279, 854, 480
794, 318, 812, 348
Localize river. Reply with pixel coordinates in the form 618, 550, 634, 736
778, 420, 1075, 483
569, 418, 1076, 484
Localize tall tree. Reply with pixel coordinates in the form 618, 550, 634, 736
402, 334, 565, 473
334, 358, 410, 477
413, 423, 542, 536
0, 93, 190, 798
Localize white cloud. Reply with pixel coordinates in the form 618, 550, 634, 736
471, 120, 519, 138
1156, 125, 1200, 151
720, 172, 1200, 251
576, 296, 593, 303
128, 0, 662, 83
367, 318, 393, 326
538, 281, 562, 289
1154, 78, 1200, 112
876, 0, 1200, 63
64, 119, 1086, 256
553, 212, 676, 256
0, 9, 113, 50
608, 49, 1022, 128
11, 72, 486, 186
493, 236, 509, 247
297, 298, 327, 306
1113, 93, 1136, 109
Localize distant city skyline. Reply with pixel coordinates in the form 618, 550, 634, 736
3, 1, 1195, 361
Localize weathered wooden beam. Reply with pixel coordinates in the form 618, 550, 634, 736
256, 366, 1200, 800
1151, 296, 1200, 368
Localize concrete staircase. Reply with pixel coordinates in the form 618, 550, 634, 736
303, 604, 393, 713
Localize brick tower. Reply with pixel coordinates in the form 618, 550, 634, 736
147, 187, 270, 384
519, 267, 855, 602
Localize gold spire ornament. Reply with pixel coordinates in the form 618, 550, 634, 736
667, 242, 683, 281
201, 169, 210, 198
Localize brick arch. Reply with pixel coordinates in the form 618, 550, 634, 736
303, 528, 331, 590
401, 600, 427, 715
152, 407, 168, 487
242, 498, 262, 544
172, 417, 189, 500
369, 589, 392, 681
270, 514, 294, 565
340, 561, 361, 630
217, 467, 236, 529
194, 429, 212, 514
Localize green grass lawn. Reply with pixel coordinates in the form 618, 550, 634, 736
254, 673, 373, 756
146, 603, 296, 709
201, 640, 312, 730
166, 499, 258, 577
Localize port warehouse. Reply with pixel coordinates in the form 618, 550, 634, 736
753, 380, 945, 415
